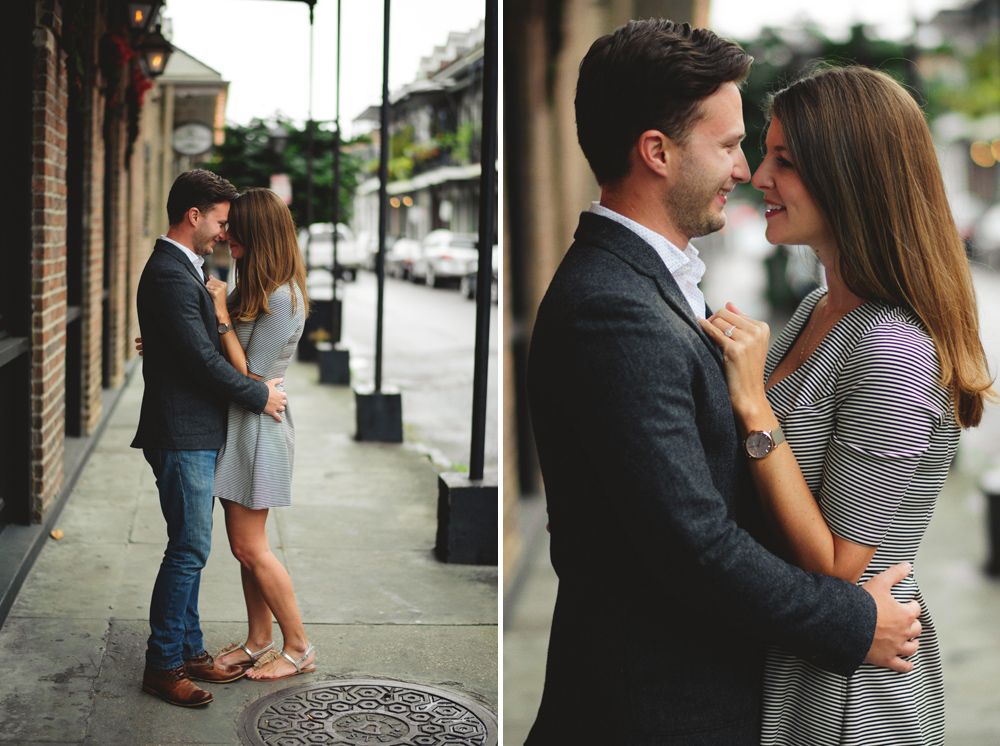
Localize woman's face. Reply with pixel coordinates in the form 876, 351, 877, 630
751, 116, 836, 255
226, 227, 245, 259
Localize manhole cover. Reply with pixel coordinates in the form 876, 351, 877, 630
237, 678, 497, 745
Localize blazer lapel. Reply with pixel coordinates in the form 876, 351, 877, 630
154, 239, 210, 292
575, 213, 724, 364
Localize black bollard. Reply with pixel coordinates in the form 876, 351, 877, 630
982, 468, 1000, 576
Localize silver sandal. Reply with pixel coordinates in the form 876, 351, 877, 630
251, 644, 316, 680
218, 641, 275, 671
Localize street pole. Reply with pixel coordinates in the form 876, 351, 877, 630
332, 0, 342, 340
433, 1, 498, 565
469, 0, 498, 482
354, 0, 402, 441
319, 0, 351, 384
305, 1, 316, 265
374, 0, 390, 394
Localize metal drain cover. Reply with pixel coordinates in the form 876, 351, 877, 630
236, 678, 497, 745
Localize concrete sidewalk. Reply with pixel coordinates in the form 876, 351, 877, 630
0, 357, 498, 745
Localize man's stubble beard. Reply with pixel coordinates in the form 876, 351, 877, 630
665, 158, 727, 242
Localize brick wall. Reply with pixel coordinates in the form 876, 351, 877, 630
105, 115, 129, 390
31, 1, 69, 519
82, 80, 106, 435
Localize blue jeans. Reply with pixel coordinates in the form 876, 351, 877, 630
143, 449, 217, 670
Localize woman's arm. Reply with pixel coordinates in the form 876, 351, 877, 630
207, 275, 262, 381
699, 304, 876, 583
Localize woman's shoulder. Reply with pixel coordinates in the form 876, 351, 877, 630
266, 282, 305, 318
842, 302, 942, 384
851, 302, 934, 350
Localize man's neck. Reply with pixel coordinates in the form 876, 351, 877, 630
599, 186, 689, 248
164, 227, 196, 253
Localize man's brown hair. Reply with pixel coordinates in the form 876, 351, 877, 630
575, 19, 752, 185
166, 169, 239, 225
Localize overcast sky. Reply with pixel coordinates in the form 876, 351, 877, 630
162, 0, 486, 131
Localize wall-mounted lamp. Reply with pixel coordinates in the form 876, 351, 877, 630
127, 1, 164, 33
137, 24, 173, 77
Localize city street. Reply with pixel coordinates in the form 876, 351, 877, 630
336, 270, 499, 474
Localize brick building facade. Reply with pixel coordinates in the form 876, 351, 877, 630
0, 0, 196, 621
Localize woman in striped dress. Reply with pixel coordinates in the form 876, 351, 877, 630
700, 66, 995, 744
206, 188, 316, 681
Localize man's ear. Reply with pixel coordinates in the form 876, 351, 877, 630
636, 129, 677, 178
185, 207, 201, 227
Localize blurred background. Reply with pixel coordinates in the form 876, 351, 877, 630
502, 1, 1000, 743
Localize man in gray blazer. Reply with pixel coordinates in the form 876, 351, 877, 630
131, 170, 287, 707
525, 21, 921, 744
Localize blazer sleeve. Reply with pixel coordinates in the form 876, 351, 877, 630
145, 264, 269, 413
547, 287, 876, 675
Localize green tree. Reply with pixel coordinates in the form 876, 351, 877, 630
198, 119, 365, 227
924, 33, 1000, 119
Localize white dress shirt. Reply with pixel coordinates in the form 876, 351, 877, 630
589, 202, 707, 319
160, 235, 206, 282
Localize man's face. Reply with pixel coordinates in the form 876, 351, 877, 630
191, 202, 231, 256
664, 82, 750, 243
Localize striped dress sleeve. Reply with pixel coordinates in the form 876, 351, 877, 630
244, 286, 301, 378
818, 320, 948, 547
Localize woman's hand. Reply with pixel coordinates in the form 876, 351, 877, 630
697, 302, 770, 424
206, 275, 230, 323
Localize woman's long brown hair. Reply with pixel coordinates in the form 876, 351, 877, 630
226, 187, 309, 323
770, 65, 995, 427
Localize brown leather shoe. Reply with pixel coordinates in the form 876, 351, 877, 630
184, 651, 246, 683
142, 665, 213, 707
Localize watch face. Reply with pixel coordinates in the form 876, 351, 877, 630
745, 431, 773, 458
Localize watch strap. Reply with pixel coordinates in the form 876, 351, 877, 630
770, 426, 785, 449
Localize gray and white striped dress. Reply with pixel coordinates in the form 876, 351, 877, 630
760, 287, 954, 746
214, 284, 306, 509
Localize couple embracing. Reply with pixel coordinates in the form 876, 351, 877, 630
132, 171, 316, 706
526, 19, 994, 746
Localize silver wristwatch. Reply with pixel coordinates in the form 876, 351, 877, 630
744, 426, 785, 459
218, 322, 233, 334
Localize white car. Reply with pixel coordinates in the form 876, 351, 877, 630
384, 238, 422, 279
460, 245, 499, 304
410, 230, 481, 288
297, 223, 366, 280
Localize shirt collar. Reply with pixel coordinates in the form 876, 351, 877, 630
160, 235, 206, 279
589, 202, 698, 273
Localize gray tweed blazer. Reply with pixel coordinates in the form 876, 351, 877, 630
131, 239, 268, 451
525, 212, 876, 745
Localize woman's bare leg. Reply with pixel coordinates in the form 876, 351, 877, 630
216, 499, 275, 667
220, 499, 314, 679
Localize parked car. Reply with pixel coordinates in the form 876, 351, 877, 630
459, 244, 499, 304
354, 230, 378, 270
410, 230, 480, 288
297, 223, 365, 280
385, 237, 421, 279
